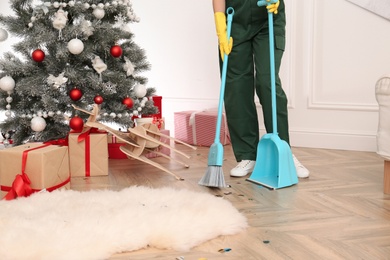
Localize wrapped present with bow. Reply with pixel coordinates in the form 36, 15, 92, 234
68, 127, 108, 177
0, 142, 70, 200
68, 104, 109, 177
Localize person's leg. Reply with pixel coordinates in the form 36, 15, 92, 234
252, 32, 290, 144
251, 3, 309, 178
224, 39, 258, 163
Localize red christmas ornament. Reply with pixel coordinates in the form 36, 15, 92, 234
94, 94, 104, 104
69, 116, 84, 132
32, 49, 45, 62
110, 45, 122, 58
122, 97, 134, 109
69, 88, 83, 101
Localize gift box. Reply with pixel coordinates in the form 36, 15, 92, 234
0, 143, 70, 200
144, 129, 171, 158
174, 110, 230, 146
151, 95, 162, 119
68, 129, 108, 177
107, 133, 127, 159
108, 143, 127, 159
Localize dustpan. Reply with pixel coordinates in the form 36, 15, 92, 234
247, 0, 298, 189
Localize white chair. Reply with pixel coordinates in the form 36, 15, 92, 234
375, 74, 390, 194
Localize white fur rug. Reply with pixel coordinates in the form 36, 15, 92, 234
0, 186, 247, 260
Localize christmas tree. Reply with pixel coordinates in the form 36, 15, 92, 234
0, 0, 157, 145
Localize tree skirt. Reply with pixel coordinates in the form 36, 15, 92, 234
0, 186, 247, 260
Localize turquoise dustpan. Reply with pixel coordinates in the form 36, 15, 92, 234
247, 0, 298, 189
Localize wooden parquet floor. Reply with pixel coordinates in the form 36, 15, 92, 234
71, 144, 390, 260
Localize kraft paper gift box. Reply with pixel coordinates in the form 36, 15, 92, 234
144, 129, 171, 158
174, 110, 230, 146
0, 143, 70, 200
68, 129, 108, 177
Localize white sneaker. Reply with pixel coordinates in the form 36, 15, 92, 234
293, 155, 309, 178
230, 160, 256, 177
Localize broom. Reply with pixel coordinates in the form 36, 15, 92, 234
199, 7, 234, 188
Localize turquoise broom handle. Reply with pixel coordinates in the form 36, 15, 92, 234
258, 0, 278, 134
215, 7, 234, 142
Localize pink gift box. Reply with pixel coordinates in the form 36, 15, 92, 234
144, 129, 171, 158
174, 110, 230, 146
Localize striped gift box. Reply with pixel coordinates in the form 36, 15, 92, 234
174, 110, 230, 146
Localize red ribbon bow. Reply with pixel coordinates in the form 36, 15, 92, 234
3, 173, 33, 200
2, 143, 51, 200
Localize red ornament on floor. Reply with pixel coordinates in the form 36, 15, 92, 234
69, 88, 83, 101
122, 97, 133, 109
69, 116, 84, 132
110, 45, 122, 58
94, 95, 104, 104
32, 49, 45, 62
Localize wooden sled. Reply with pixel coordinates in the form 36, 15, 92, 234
72, 104, 139, 147
72, 104, 192, 180
119, 126, 184, 181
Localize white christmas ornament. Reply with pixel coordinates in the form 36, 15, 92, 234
133, 84, 147, 98
52, 9, 68, 30
47, 72, 68, 88
53, 1, 60, 8
0, 28, 8, 42
92, 56, 107, 74
93, 7, 105, 19
0, 76, 16, 92
123, 57, 135, 76
80, 19, 94, 38
31, 117, 47, 132
67, 38, 84, 54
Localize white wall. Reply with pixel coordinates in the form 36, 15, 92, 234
1, 0, 389, 152
290, 0, 390, 151
130, 0, 222, 110
131, 0, 390, 152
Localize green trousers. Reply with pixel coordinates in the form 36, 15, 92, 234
223, 0, 289, 162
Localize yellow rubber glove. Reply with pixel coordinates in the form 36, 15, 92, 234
214, 12, 233, 60
266, 0, 280, 14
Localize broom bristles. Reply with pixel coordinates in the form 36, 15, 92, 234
198, 166, 226, 188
